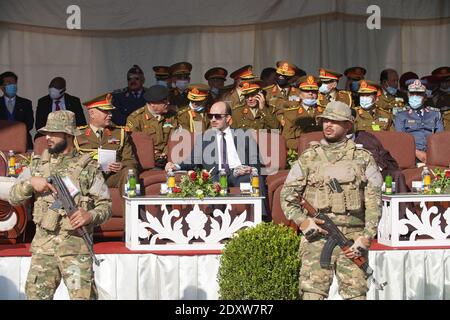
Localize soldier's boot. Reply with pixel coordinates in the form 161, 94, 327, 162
301, 292, 325, 300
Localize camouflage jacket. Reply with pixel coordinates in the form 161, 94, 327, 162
9, 149, 112, 255
280, 138, 382, 239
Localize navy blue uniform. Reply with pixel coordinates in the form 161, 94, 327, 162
111, 88, 147, 125
394, 107, 444, 151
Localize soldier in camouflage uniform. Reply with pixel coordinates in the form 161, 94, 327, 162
275, 75, 324, 150
74, 94, 138, 197
9, 110, 112, 300
177, 84, 211, 133
230, 79, 279, 130
126, 85, 179, 168
354, 80, 394, 132
280, 101, 383, 300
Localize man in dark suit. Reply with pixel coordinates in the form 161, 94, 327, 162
0, 71, 34, 150
165, 101, 268, 216
35, 77, 86, 140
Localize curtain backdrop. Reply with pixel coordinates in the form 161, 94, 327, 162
0, 1, 448, 135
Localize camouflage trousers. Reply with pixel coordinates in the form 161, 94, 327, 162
25, 253, 97, 300
299, 228, 368, 300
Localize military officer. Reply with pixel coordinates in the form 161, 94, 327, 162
317, 68, 352, 108
153, 65, 170, 88
111, 65, 147, 126
276, 75, 324, 150
204, 67, 228, 108
126, 85, 178, 168
378, 68, 407, 115
74, 94, 138, 196
222, 65, 257, 109
394, 80, 444, 163
280, 101, 382, 300
265, 61, 302, 110
354, 80, 394, 132
177, 84, 211, 133
9, 110, 111, 300
230, 79, 279, 130
168, 62, 192, 110
344, 66, 366, 107
431, 66, 450, 113
399, 71, 419, 94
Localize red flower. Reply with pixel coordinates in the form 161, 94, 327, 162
445, 170, 450, 179
214, 183, 221, 193
189, 171, 197, 181
173, 186, 181, 193
202, 170, 209, 181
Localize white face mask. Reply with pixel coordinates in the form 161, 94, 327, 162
156, 80, 167, 87
302, 98, 317, 106
176, 80, 189, 91
409, 95, 424, 109
49, 87, 64, 100
319, 83, 331, 94
359, 96, 375, 110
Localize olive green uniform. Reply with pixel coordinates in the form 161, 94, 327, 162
354, 106, 394, 132
318, 90, 353, 109
230, 102, 280, 130
177, 107, 210, 133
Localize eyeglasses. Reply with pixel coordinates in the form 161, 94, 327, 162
207, 113, 228, 120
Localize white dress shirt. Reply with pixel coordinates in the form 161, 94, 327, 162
4, 96, 16, 114
216, 127, 242, 170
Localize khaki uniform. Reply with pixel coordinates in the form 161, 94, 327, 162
222, 88, 244, 109
354, 106, 394, 132
74, 124, 138, 195
265, 85, 301, 110
125, 106, 178, 156
10, 149, 112, 300
280, 138, 382, 299
230, 103, 279, 130
376, 92, 407, 116
275, 104, 324, 150
443, 110, 450, 131
177, 107, 210, 133
318, 90, 353, 109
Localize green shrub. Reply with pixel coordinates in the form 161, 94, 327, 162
218, 222, 301, 300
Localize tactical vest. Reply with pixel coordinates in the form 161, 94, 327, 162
303, 143, 366, 214
31, 150, 95, 232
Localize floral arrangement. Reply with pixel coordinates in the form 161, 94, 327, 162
430, 168, 450, 194
169, 169, 222, 199
14, 154, 32, 175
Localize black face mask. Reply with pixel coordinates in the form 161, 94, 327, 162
276, 78, 288, 87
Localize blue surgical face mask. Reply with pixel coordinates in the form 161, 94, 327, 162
176, 80, 189, 91
193, 105, 205, 113
319, 83, 331, 94
211, 87, 220, 95
351, 81, 360, 93
425, 89, 433, 98
409, 95, 424, 109
303, 98, 317, 106
386, 86, 397, 96
156, 80, 167, 87
4, 84, 17, 97
359, 96, 375, 110
49, 87, 64, 100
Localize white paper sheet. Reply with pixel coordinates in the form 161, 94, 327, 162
98, 149, 116, 172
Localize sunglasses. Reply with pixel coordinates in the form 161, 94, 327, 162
207, 113, 228, 120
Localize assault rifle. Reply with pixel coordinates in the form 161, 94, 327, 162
47, 174, 103, 266
298, 188, 387, 290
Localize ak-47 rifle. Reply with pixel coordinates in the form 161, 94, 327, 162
47, 174, 103, 266
298, 180, 387, 290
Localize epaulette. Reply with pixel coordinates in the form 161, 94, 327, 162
177, 107, 190, 115
283, 105, 301, 111
129, 107, 145, 117
428, 107, 440, 112
77, 125, 88, 130
232, 103, 245, 110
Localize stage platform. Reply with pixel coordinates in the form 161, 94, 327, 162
1, 241, 450, 300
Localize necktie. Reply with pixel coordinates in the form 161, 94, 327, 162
221, 132, 229, 174
416, 110, 423, 118
97, 129, 103, 140
281, 88, 287, 97
55, 100, 61, 111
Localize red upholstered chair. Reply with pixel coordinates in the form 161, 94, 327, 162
0, 120, 27, 154
94, 187, 124, 240
426, 131, 450, 169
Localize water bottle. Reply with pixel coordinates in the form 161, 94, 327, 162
167, 169, 175, 194
127, 169, 137, 197
8, 150, 16, 176
421, 166, 431, 194
219, 169, 228, 196
251, 168, 260, 197
384, 175, 393, 195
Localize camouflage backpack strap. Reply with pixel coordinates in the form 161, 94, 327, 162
313, 144, 331, 163
71, 153, 95, 179
40, 149, 52, 177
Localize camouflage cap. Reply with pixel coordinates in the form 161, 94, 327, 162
38, 110, 81, 136
316, 101, 354, 122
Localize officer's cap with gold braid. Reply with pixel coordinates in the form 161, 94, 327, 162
276, 61, 297, 77
319, 68, 342, 81
358, 80, 381, 95
153, 66, 170, 79
169, 62, 192, 76
229, 65, 256, 81
239, 79, 264, 96
204, 67, 228, 80
298, 75, 320, 91
187, 83, 210, 102
83, 93, 116, 110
